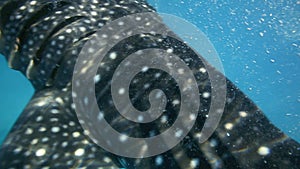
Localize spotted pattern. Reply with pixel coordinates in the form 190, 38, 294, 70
0, 0, 299, 169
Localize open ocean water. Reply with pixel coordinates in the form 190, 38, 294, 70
0, 0, 299, 148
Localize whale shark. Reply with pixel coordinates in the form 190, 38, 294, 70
0, 0, 299, 168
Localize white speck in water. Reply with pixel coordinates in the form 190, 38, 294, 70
259, 32, 264, 37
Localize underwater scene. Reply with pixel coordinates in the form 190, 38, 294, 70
0, 0, 299, 168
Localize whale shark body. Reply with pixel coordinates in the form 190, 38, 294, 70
0, 0, 299, 168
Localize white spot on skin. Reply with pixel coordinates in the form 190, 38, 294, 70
50, 109, 59, 114
257, 146, 270, 156
79, 27, 86, 32
142, 66, 149, 72
113, 35, 120, 39
137, 115, 144, 122
29, 1, 37, 5
31, 139, 38, 145
199, 67, 206, 73
58, 35, 65, 40
13, 147, 22, 154
161, 115, 167, 123
94, 74, 101, 83
51, 127, 60, 133
72, 132, 80, 138
28, 8, 34, 13
74, 148, 85, 156
66, 29, 72, 33
190, 158, 199, 168
84, 97, 89, 105
109, 52, 117, 60
175, 130, 183, 138
25, 128, 33, 135
55, 97, 64, 104
62, 142, 68, 147
52, 154, 59, 160
195, 132, 202, 139
90, 11, 97, 16
100, 7, 107, 11
202, 92, 210, 98
167, 48, 173, 53
35, 148, 46, 157
209, 139, 218, 147
39, 127, 46, 132
51, 40, 56, 46
224, 123, 234, 130
118, 21, 124, 26
189, 114, 196, 120
144, 83, 150, 89
155, 156, 163, 165
119, 134, 128, 142
118, 88, 125, 95
172, 99, 180, 106
155, 73, 161, 78
239, 111, 248, 117
20, 6, 26, 10
177, 68, 184, 74
69, 121, 75, 126
98, 112, 104, 121
87, 48, 94, 53
36, 100, 47, 107
103, 157, 112, 163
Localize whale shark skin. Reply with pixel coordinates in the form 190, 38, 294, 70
0, 0, 299, 168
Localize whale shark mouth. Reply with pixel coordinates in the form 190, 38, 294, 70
0, 0, 299, 168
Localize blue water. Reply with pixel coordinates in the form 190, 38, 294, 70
0, 0, 299, 145
0, 56, 34, 144
148, 0, 300, 141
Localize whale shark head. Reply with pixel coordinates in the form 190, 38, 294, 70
0, 0, 299, 168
